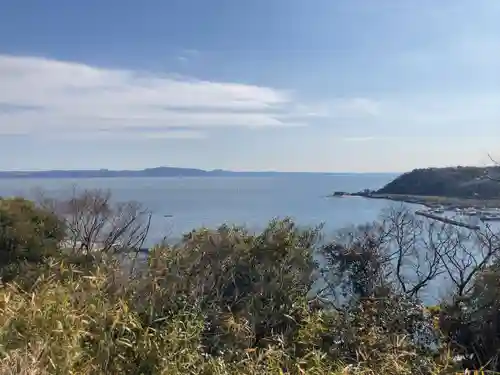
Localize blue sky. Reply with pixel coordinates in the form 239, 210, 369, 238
1, 0, 500, 172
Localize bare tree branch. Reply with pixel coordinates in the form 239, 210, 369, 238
37, 187, 152, 256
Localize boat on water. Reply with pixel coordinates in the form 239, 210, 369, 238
427, 205, 445, 214
463, 207, 478, 216
479, 210, 500, 221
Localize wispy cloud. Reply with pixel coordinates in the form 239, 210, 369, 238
308, 98, 381, 120
0, 55, 315, 139
318, 94, 500, 139
2, 55, 499, 143
176, 49, 200, 64
50, 128, 205, 141
341, 136, 378, 142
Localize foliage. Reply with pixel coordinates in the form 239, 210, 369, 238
4, 192, 500, 374
140, 219, 319, 358
0, 253, 451, 375
438, 257, 500, 371
0, 197, 65, 280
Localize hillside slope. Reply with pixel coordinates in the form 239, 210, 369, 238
377, 166, 500, 199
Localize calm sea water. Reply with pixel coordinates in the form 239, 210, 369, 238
0, 174, 399, 246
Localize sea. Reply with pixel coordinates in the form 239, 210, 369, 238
0, 174, 399, 246
1, 173, 488, 303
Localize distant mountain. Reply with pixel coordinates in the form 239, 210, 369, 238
0, 167, 211, 179
0, 167, 391, 179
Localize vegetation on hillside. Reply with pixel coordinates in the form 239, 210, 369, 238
376, 166, 500, 198
2, 190, 500, 373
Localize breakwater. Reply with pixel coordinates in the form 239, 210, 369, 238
415, 210, 480, 230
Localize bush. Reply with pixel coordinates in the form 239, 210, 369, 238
438, 259, 500, 371
141, 219, 318, 354
0, 197, 65, 280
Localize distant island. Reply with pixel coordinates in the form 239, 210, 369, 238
334, 166, 500, 209
0, 167, 216, 179
0, 167, 391, 179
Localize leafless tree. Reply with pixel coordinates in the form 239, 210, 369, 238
318, 205, 500, 305
437, 223, 500, 298
318, 206, 444, 302
377, 206, 449, 298
36, 187, 151, 255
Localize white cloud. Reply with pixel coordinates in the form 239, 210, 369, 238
3, 55, 499, 143
0, 55, 312, 139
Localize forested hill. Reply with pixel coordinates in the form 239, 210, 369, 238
376, 166, 500, 199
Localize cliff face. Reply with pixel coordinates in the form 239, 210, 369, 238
377, 166, 500, 199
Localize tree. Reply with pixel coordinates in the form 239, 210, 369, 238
37, 188, 151, 256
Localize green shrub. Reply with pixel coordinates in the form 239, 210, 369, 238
0, 197, 65, 281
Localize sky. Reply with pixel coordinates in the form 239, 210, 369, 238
1, 0, 500, 172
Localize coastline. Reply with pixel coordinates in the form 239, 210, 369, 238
332, 192, 500, 210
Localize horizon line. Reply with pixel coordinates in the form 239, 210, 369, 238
0, 167, 401, 175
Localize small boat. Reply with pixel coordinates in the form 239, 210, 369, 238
464, 208, 478, 216
429, 205, 445, 214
